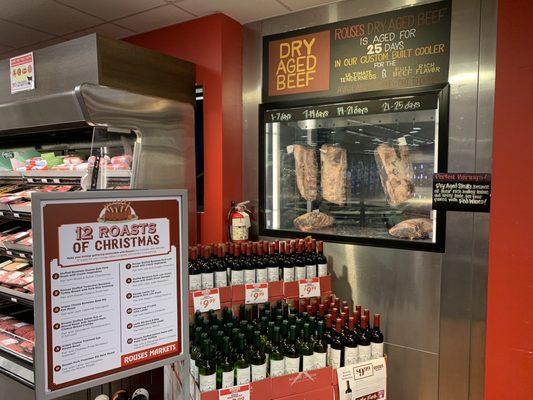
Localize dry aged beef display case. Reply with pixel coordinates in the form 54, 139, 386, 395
259, 85, 449, 251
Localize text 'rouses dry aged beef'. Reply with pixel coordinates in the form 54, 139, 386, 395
320, 144, 347, 205
374, 140, 415, 206
293, 210, 335, 232
292, 144, 318, 201
388, 218, 433, 240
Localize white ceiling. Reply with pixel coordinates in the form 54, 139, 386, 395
0, 0, 342, 59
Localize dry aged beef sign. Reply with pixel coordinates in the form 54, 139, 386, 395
432, 173, 491, 212
32, 190, 186, 399
263, 0, 451, 102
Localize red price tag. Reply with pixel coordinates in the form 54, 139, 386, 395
219, 384, 250, 400
192, 288, 221, 312
245, 283, 268, 304
298, 278, 320, 298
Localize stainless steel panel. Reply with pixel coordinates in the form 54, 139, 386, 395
0, 35, 100, 104
243, 0, 497, 399
0, 373, 34, 400
326, 242, 441, 353
0, 91, 86, 132
78, 84, 197, 240
385, 343, 439, 400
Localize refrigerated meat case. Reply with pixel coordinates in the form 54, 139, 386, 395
0, 35, 196, 399
260, 86, 448, 251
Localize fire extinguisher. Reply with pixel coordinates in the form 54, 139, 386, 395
228, 200, 252, 243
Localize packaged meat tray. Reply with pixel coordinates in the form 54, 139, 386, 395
0, 334, 33, 360
0, 230, 29, 245
6, 270, 33, 288
9, 199, 32, 214
0, 271, 24, 286
0, 195, 20, 211
23, 282, 34, 294
2, 260, 29, 272
4, 230, 33, 252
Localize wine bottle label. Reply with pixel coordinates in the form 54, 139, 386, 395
302, 354, 314, 371
256, 269, 268, 283
221, 370, 234, 388
231, 270, 244, 285
236, 366, 251, 384
344, 346, 359, 366
251, 363, 267, 381
199, 372, 216, 392
215, 271, 227, 288
267, 267, 279, 282
326, 344, 331, 366
314, 351, 327, 369
189, 274, 202, 291
191, 360, 198, 381
201, 272, 214, 289
284, 356, 300, 374
306, 264, 317, 279
358, 344, 371, 362
269, 358, 285, 377
295, 266, 306, 280
330, 348, 342, 368
283, 267, 294, 282
244, 269, 256, 284
318, 263, 328, 277
371, 342, 384, 358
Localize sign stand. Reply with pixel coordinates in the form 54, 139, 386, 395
32, 190, 189, 400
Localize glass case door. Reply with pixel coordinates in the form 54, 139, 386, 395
260, 87, 448, 251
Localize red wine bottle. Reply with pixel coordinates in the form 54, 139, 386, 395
342, 316, 359, 366
329, 318, 344, 368
358, 315, 371, 362
189, 246, 202, 291
370, 314, 384, 359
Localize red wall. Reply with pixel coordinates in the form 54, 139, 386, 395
485, 0, 533, 397
126, 14, 243, 244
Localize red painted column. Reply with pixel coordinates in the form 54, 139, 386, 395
485, 0, 533, 398
125, 14, 243, 244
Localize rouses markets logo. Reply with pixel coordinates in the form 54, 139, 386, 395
268, 30, 330, 96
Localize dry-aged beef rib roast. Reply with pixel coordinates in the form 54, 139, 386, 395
388, 218, 433, 240
292, 144, 318, 201
320, 144, 347, 205
374, 142, 415, 206
293, 210, 334, 232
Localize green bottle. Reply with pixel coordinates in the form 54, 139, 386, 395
313, 320, 328, 369
250, 331, 267, 381
234, 333, 250, 384
300, 323, 314, 371
268, 326, 285, 377
198, 340, 216, 392
284, 325, 300, 374
191, 331, 207, 383
280, 320, 289, 350
308, 317, 317, 348
263, 322, 275, 360
216, 336, 234, 389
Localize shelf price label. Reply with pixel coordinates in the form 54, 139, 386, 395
298, 278, 321, 298
193, 288, 221, 312
219, 385, 250, 400
245, 283, 268, 304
